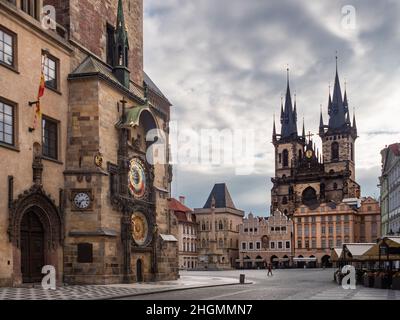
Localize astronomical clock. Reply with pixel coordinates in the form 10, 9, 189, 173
127, 157, 155, 247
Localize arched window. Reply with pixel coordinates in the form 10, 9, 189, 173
331, 142, 339, 161
219, 220, 223, 230
282, 149, 289, 167
302, 187, 317, 206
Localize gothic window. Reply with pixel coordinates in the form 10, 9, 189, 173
282, 149, 289, 167
350, 143, 354, 161
106, 23, 115, 65
219, 220, 223, 230
279, 153, 282, 164
202, 222, 206, 231
331, 142, 339, 161
302, 187, 317, 207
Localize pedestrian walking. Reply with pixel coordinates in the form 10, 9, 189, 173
267, 264, 273, 277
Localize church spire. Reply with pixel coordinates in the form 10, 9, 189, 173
113, 0, 130, 88
273, 114, 277, 142
280, 68, 298, 139
328, 55, 347, 130
302, 117, 306, 140
319, 105, 325, 136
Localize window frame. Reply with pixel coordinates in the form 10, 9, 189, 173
42, 51, 60, 92
42, 115, 60, 161
0, 25, 18, 72
0, 97, 18, 150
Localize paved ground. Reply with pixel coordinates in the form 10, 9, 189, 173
0, 275, 244, 300
1, 269, 399, 300
121, 269, 400, 300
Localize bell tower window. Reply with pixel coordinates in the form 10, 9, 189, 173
282, 149, 289, 167
331, 142, 339, 161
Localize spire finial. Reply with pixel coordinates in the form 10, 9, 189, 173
335, 51, 338, 72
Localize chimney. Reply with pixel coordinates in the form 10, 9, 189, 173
179, 196, 186, 205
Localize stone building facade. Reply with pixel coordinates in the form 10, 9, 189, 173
0, 0, 177, 286
380, 143, 400, 236
271, 65, 360, 218
238, 211, 293, 269
194, 184, 244, 270
293, 197, 380, 267
169, 197, 198, 270
270, 61, 381, 267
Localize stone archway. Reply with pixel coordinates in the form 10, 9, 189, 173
9, 186, 64, 285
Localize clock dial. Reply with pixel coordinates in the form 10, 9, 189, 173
128, 158, 147, 199
131, 212, 149, 246
306, 150, 313, 159
74, 192, 91, 209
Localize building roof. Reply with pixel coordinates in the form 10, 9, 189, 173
143, 72, 171, 104
168, 198, 192, 213
203, 183, 236, 209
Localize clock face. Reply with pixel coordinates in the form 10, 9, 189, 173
131, 212, 149, 246
128, 158, 147, 199
306, 150, 313, 159
74, 192, 91, 209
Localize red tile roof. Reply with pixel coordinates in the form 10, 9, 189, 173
168, 198, 192, 213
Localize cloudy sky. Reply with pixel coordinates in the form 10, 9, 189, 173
143, 0, 400, 216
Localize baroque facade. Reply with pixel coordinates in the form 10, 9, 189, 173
194, 184, 244, 270
0, 0, 177, 286
380, 143, 400, 236
238, 211, 293, 269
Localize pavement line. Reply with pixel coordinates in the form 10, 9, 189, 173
200, 288, 259, 301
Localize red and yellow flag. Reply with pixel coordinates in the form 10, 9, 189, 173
32, 56, 46, 130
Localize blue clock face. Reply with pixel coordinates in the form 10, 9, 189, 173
128, 158, 147, 199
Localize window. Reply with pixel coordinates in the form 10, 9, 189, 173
297, 225, 302, 235
312, 239, 317, 248
278, 241, 283, 249
286, 241, 290, 249
249, 242, 254, 250
0, 99, 15, 146
321, 226, 326, 235
242, 242, 247, 250
43, 53, 59, 90
21, 0, 40, 19
331, 142, 339, 161
0, 27, 15, 68
321, 239, 326, 248
329, 225, 334, 234
282, 149, 289, 167
256, 242, 261, 250
297, 239, 302, 249
106, 23, 116, 65
42, 116, 58, 159
305, 239, 310, 249
219, 220, 223, 230
270, 241, 275, 249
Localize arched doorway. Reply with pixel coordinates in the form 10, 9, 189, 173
270, 255, 279, 268
9, 187, 63, 286
321, 255, 332, 268
136, 259, 143, 282
297, 255, 305, 268
308, 255, 317, 268
244, 256, 252, 269
255, 256, 264, 269
20, 211, 45, 283
283, 255, 289, 268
